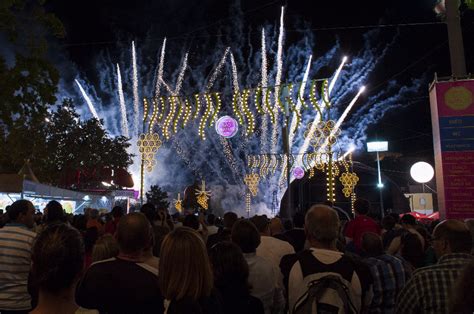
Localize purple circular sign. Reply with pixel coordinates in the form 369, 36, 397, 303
293, 166, 305, 179
216, 116, 239, 138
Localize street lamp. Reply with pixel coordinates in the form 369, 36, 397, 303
367, 141, 388, 217
410, 161, 434, 192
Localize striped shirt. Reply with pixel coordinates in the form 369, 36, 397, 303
0, 223, 36, 311
396, 253, 473, 314
363, 254, 411, 314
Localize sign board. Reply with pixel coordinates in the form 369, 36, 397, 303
367, 141, 388, 152
429, 79, 474, 219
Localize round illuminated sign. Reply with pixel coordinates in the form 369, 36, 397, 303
215, 116, 239, 138
293, 166, 305, 179
410, 162, 434, 183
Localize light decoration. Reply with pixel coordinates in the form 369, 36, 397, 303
215, 116, 239, 138
195, 180, 211, 210
182, 98, 192, 128
193, 94, 201, 120
241, 89, 255, 136
254, 86, 265, 114
246, 192, 251, 216
174, 193, 183, 212
173, 96, 183, 133
209, 92, 222, 126
244, 173, 260, 197
157, 96, 166, 123
232, 90, 245, 125
293, 166, 305, 179
162, 96, 176, 140
147, 98, 159, 133
199, 94, 213, 140
137, 133, 162, 172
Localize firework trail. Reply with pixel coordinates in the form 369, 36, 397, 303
74, 79, 101, 122
205, 48, 230, 92
132, 41, 140, 137
116, 63, 129, 138
174, 53, 189, 95
153, 38, 167, 100
271, 6, 285, 154
289, 54, 312, 148
260, 28, 269, 154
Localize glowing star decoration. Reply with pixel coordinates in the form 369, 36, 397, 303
215, 116, 239, 138
174, 193, 183, 212
244, 173, 260, 197
195, 180, 211, 210
293, 166, 305, 179
137, 133, 162, 172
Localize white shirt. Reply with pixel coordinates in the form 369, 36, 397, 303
244, 253, 284, 314
207, 225, 219, 236
257, 235, 295, 287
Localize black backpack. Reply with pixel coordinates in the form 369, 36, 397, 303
292, 250, 358, 314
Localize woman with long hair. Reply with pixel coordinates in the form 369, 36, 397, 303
159, 227, 221, 314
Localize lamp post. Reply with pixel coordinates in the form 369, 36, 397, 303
367, 141, 388, 218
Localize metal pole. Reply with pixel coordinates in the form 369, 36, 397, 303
376, 151, 384, 217
446, 0, 467, 77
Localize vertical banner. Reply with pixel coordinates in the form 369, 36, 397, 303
430, 79, 474, 219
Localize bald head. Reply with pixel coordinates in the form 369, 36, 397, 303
305, 204, 340, 247
433, 220, 472, 255
116, 213, 152, 254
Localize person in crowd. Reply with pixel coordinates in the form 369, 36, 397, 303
209, 241, 264, 314
83, 227, 98, 269
361, 232, 411, 314
344, 198, 381, 253
281, 204, 373, 314
399, 232, 424, 271
207, 214, 219, 236
140, 203, 170, 257
104, 206, 123, 235
30, 224, 98, 314
396, 219, 473, 314
251, 215, 295, 276
269, 217, 292, 243
91, 234, 119, 263
344, 198, 381, 254
381, 215, 403, 249
449, 258, 474, 313
0, 200, 35, 313
76, 213, 163, 313
36, 200, 65, 233
86, 209, 104, 236
183, 213, 208, 242
414, 225, 437, 266
284, 212, 306, 252
231, 219, 284, 314
159, 227, 221, 313
465, 219, 474, 254
207, 211, 238, 249
387, 214, 425, 255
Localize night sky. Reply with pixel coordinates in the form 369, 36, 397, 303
40, 0, 474, 185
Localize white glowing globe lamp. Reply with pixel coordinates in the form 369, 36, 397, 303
410, 162, 434, 183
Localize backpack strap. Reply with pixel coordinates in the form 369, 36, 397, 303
297, 249, 355, 282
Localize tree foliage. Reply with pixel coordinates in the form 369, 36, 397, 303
0, 99, 133, 188
146, 185, 170, 210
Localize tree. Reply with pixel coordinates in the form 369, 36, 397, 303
0, 0, 65, 134
146, 185, 170, 210
1, 98, 134, 188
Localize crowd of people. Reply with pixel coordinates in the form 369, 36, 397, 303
0, 198, 472, 314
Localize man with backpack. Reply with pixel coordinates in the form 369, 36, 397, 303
281, 204, 373, 314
